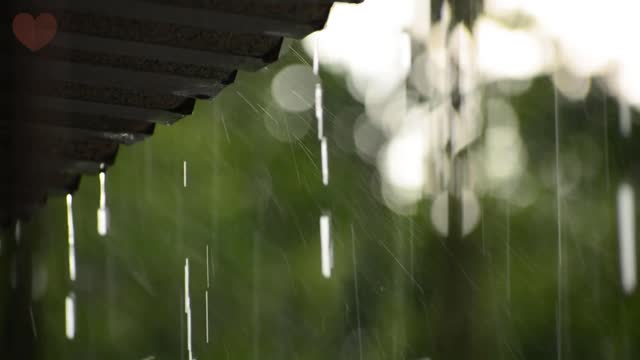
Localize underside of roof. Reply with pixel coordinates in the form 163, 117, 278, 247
0, 0, 362, 226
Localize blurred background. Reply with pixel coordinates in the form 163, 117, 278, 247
3, 0, 640, 359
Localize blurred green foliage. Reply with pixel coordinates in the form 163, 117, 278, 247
4, 42, 640, 360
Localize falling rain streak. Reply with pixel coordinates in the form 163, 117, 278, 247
183, 161, 188, 188
30, 306, 37, 338
66, 195, 77, 340
316, 84, 324, 139
314, 35, 323, 138
66, 194, 77, 282
184, 258, 194, 360
206, 245, 210, 287
97, 171, 109, 236
315, 34, 332, 278
314, 38, 329, 187
321, 137, 329, 186
65, 293, 76, 340
320, 213, 333, 278
351, 225, 363, 360
205, 291, 209, 344
553, 86, 564, 360
617, 183, 637, 295
15, 219, 21, 245
506, 201, 511, 309
205, 245, 210, 344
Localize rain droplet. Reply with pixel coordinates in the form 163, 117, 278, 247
617, 182, 637, 294
97, 172, 110, 236
65, 293, 76, 340
183, 161, 188, 188
321, 137, 330, 186
320, 213, 333, 278
184, 258, 194, 360
66, 194, 76, 282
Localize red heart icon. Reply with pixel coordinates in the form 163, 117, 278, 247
12, 13, 58, 52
